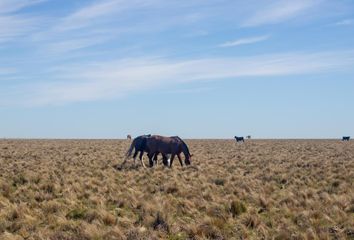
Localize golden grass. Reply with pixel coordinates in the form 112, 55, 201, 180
0, 139, 353, 239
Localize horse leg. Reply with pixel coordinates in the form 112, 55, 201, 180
132, 150, 139, 166
169, 154, 176, 168
177, 153, 183, 166
135, 151, 145, 168
153, 153, 159, 166
148, 153, 154, 168
162, 154, 168, 167
139, 151, 145, 167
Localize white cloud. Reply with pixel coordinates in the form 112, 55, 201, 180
0, 0, 45, 13
56, 0, 161, 31
335, 19, 354, 26
6, 50, 353, 106
219, 35, 270, 47
242, 0, 322, 27
44, 37, 111, 54
0, 0, 45, 43
31, 0, 207, 54
1, 0, 354, 108
0, 15, 40, 43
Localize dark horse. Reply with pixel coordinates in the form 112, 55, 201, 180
120, 134, 168, 168
235, 136, 245, 142
342, 136, 350, 141
145, 135, 192, 167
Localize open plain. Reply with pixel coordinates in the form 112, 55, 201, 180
0, 139, 353, 240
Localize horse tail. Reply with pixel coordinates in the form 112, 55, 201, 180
119, 138, 137, 169
126, 138, 136, 158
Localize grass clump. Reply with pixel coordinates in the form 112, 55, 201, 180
152, 212, 170, 233
214, 178, 225, 186
167, 232, 188, 240
230, 200, 247, 217
12, 174, 28, 187
66, 208, 88, 220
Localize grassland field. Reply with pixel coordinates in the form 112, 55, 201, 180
0, 139, 353, 240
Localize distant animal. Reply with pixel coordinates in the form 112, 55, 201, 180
127, 134, 132, 140
342, 136, 350, 141
145, 135, 192, 168
120, 134, 168, 168
234, 136, 245, 142
246, 135, 251, 140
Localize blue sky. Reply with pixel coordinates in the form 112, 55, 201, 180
0, 0, 354, 139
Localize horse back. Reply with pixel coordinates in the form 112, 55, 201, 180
147, 135, 180, 153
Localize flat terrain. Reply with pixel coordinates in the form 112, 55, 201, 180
0, 139, 353, 240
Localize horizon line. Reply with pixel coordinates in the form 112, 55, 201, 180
0, 137, 349, 140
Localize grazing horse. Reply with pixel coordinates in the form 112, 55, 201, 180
342, 136, 350, 141
121, 134, 151, 168
145, 135, 192, 168
120, 134, 168, 168
235, 136, 245, 142
127, 134, 132, 140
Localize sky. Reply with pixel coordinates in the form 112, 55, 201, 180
0, 0, 354, 139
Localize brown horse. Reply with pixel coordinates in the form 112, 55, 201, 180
145, 135, 192, 167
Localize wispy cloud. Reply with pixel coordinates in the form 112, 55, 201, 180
44, 36, 111, 54
4, 50, 353, 106
335, 19, 354, 26
242, 0, 322, 27
0, 0, 45, 43
0, 15, 40, 43
1, 0, 354, 108
0, 0, 45, 14
219, 35, 270, 47
31, 0, 208, 55
56, 0, 161, 31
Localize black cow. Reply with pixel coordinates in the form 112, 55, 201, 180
234, 136, 245, 143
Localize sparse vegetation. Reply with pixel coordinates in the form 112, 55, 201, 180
0, 139, 353, 239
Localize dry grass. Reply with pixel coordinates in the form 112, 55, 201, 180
0, 139, 353, 239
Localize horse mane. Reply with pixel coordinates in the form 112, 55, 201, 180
174, 136, 191, 156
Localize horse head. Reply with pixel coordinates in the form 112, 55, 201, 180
184, 154, 193, 165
